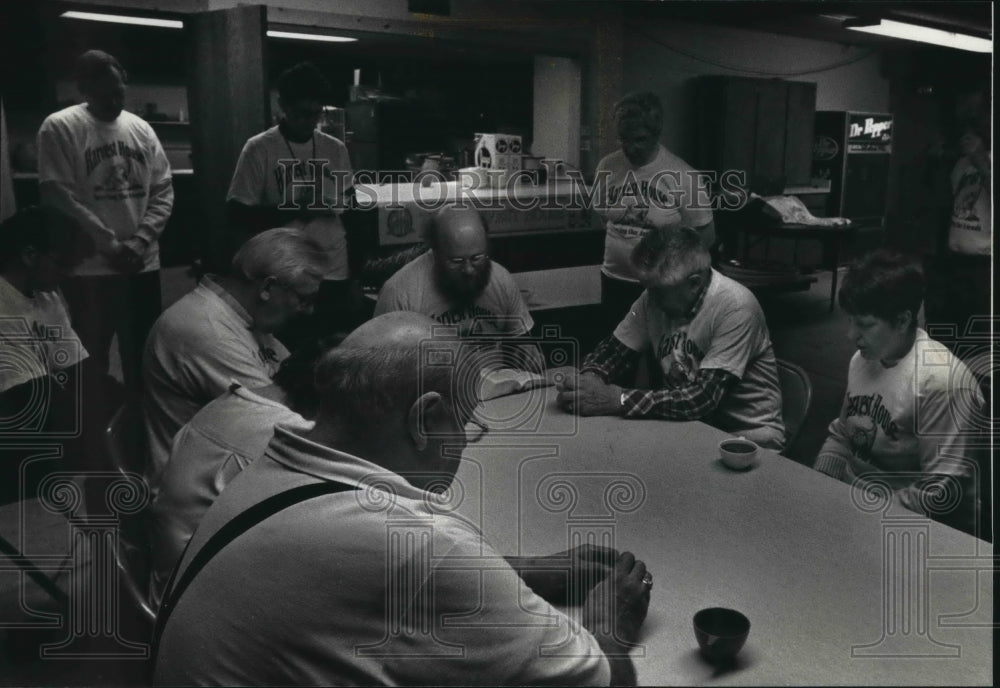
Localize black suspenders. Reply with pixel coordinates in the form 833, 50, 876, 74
151, 480, 359, 667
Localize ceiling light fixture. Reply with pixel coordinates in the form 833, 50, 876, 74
60, 10, 183, 29
844, 17, 991, 53
267, 30, 358, 43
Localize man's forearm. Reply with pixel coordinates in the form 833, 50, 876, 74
134, 178, 175, 245
581, 335, 639, 384
620, 368, 734, 420
39, 181, 117, 252
595, 636, 637, 687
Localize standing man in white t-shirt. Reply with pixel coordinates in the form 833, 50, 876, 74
227, 62, 357, 344
595, 91, 714, 333
36, 50, 173, 403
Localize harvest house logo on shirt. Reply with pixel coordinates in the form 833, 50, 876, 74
85, 141, 148, 201
85, 141, 147, 175
846, 392, 899, 441
656, 330, 703, 385
435, 305, 497, 327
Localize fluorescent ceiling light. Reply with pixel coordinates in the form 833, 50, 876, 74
267, 30, 358, 43
60, 10, 183, 29
845, 18, 991, 53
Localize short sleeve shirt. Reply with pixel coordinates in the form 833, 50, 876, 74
0, 277, 87, 393
374, 251, 535, 336
142, 277, 289, 490
227, 126, 354, 279
613, 269, 784, 442
596, 144, 713, 282
154, 428, 611, 686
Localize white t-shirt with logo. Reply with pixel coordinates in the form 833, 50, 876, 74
227, 126, 353, 279
373, 251, 534, 336
612, 269, 785, 447
815, 331, 984, 529
0, 276, 87, 393
36, 104, 173, 276
948, 154, 991, 256
596, 145, 714, 282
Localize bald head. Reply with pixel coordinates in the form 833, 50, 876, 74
312, 312, 475, 475
428, 205, 487, 251
341, 311, 437, 349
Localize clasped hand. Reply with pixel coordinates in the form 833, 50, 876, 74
555, 370, 624, 416
107, 238, 147, 274
514, 544, 619, 606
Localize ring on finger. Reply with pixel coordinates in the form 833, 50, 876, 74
642, 572, 653, 589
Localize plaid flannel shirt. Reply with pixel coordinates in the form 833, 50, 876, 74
580, 335, 737, 419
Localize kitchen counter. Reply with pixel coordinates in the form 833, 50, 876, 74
369, 179, 601, 245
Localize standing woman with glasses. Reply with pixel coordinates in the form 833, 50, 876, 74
227, 62, 359, 348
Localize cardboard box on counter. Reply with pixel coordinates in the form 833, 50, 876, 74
474, 133, 523, 173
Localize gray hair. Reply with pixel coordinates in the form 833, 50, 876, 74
231, 227, 329, 287
630, 224, 710, 284
314, 344, 476, 438
614, 91, 664, 137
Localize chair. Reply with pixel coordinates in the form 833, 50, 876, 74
776, 359, 813, 457
105, 404, 157, 628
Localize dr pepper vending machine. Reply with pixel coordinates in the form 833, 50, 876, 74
812, 111, 893, 226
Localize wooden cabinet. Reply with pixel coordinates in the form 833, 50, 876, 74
696, 76, 817, 192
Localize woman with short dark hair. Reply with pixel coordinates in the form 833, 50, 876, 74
814, 249, 984, 534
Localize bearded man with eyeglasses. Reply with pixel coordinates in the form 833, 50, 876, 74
374, 205, 533, 338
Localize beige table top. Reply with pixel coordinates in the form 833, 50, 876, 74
452, 388, 993, 686
514, 264, 601, 311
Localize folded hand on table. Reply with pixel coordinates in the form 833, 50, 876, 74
582, 551, 651, 648
508, 544, 619, 606
556, 371, 624, 417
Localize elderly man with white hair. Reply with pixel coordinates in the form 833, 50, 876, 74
142, 227, 329, 491
558, 224, 785, 450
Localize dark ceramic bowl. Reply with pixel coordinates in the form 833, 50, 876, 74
693, 607, 751, 664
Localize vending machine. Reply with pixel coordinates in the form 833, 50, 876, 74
812, 111, 893, 225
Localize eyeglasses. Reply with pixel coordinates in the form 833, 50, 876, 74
273, 279, 318, 310
465, 416, 489, 444
446, 253, 489, 269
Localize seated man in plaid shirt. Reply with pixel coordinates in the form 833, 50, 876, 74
556, 225, 785, 450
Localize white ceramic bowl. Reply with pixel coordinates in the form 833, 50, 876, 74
718, 438, 759, 470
